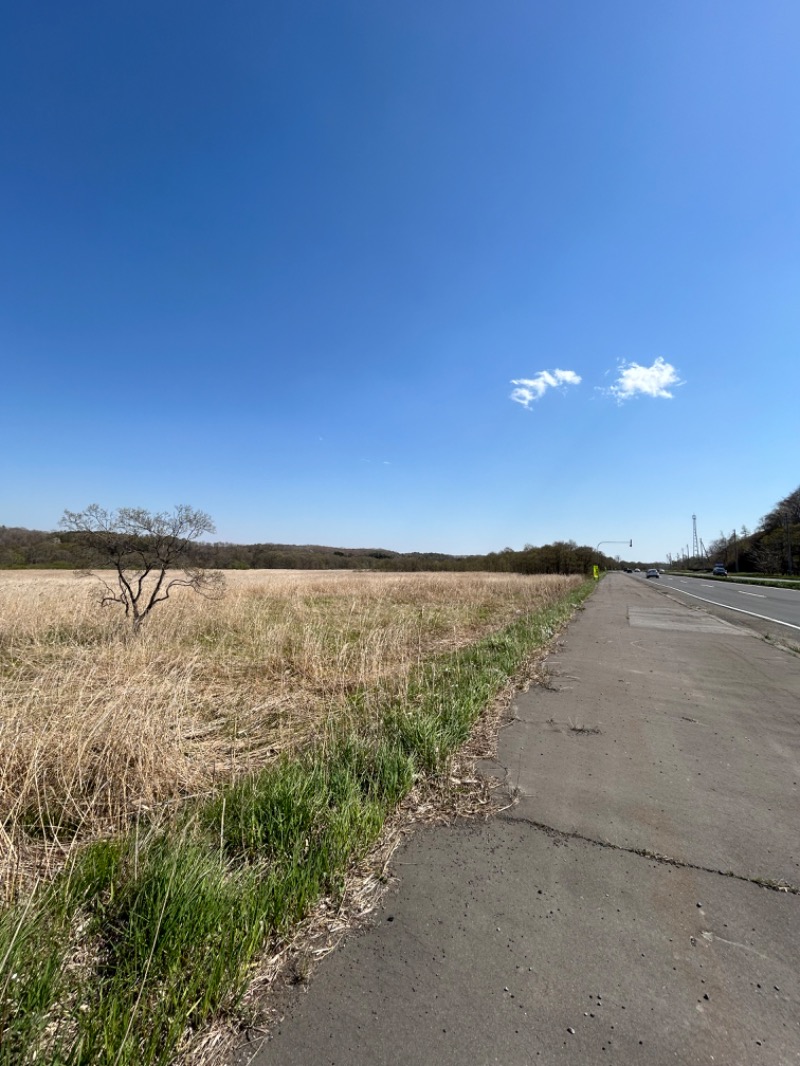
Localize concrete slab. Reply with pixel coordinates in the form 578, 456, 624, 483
245, 821, 799, 1066
493, 576, 800, 884
627, 606, 745, 634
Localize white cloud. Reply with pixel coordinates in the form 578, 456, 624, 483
608, 357, 682, 401
510, 369, 582, 408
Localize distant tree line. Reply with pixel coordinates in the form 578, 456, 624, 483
679, 484, 800, 575
0, 526, 613, 576
6, 483, 796, 577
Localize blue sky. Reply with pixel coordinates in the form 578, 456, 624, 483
2, 2, 798, 562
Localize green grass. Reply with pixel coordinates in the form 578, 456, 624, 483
671, 570, 800, 591
1, 580, 592, 1065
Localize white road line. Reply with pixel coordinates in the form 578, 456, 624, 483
739, 591, 765, 598
662, 586, 800, 631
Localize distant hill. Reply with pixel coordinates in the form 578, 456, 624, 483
0, 525, 607, 575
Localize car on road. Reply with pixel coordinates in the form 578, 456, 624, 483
712, 564, 728, 576
646, 568, 660, 579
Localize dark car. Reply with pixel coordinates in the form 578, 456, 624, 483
646, 568, 660, 579
712, 564, 727, 576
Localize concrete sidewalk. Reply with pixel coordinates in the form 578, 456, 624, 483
238, 575, 800, 1066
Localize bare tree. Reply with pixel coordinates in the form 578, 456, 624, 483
750, 536, 783, 575
60, 504, 225, 632
707, 533, 728, 565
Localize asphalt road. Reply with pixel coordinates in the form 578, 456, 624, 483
631, 572, 800, 636
237, 574, 800, 1066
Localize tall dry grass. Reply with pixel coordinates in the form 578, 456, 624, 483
0, 568, 580, 894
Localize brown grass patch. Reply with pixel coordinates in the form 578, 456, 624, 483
0, 568, 580, 896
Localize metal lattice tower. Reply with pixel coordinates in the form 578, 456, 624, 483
692, 515, 699, 558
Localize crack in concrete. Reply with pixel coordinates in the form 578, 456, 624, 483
498, 809, 800, 896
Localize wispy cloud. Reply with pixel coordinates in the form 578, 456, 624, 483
608, 357, 682, 401
510, 369, 581, 408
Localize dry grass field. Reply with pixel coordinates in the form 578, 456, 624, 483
1, 567, 592, 1066
0, 568, 581, 896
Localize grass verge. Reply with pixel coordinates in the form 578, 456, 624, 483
1, 580, 592, 1066
671, 571, 800, 591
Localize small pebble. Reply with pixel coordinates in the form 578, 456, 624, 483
567, 1027, 575, 1035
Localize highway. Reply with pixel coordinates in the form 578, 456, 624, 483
631, 571, 800, 633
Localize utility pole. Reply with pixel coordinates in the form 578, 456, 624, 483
692, 515, 699, 560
